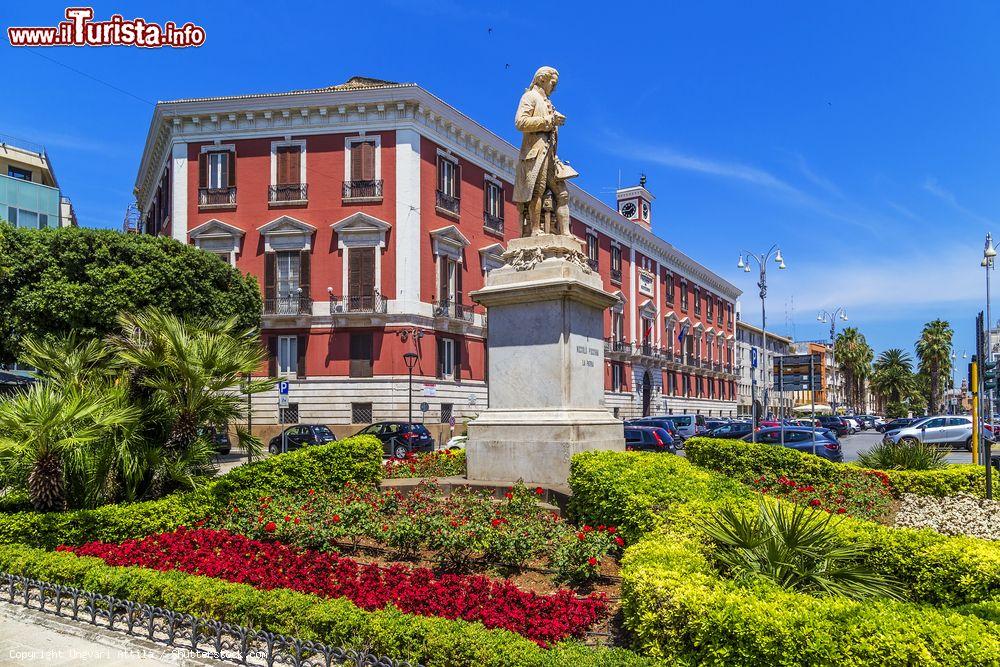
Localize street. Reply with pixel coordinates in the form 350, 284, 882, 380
840, 430, 975, 464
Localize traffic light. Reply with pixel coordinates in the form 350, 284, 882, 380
984, 359, 1000, 393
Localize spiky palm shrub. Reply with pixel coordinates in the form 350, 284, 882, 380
701, 498, 901, 600
0, 385, 138, 511
857, 439, 947, 471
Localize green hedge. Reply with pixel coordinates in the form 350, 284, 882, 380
569, 450, 1000, 664
0, 544, 652, 667
684, 436, 994, 498
0, 436, 382, 549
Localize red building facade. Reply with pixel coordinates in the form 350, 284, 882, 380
134, 77, 741, 427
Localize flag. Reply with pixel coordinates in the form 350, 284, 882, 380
678, 324, 689, 343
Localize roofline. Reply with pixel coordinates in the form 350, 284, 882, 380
736, 319, 793, 344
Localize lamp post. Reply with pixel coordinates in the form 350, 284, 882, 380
982, 234, 996, 492
403, 352, 419, 424
817, 307, 848, 413
737, 245, 786, 441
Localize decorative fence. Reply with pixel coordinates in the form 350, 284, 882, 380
1, 573, 421, 667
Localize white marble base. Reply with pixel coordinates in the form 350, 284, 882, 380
466, 235, 624, 485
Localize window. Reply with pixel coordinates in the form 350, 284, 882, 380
347, 247, 376, 310
586, 233, 599, 268
277, 336, 298, 376
352, 402, 373, 424
694, 288, 702, 315
665, 272, 674, 304
276, 250, 301, 306
264, 249, 309, 315
271, 144, 305, 203
611, 363, 624, 392
610, 246, 622, 284
441, 403, 453, 424
484, 180, 503, 233
279, 403, 299, 424
438, 256, 462, 307
680, 283, 689, 311
350, 140, 376, 181
437, 337, 460, 380
198, 149, 236, 207
7, 166, 31, 181
436, 154, 460, 215
706, 295, 713, 321
716, 299, 723, 325
350, 332, 373, 378
611, 311, 625, 342
276, 145, 302, 185
207, 151, 231, 189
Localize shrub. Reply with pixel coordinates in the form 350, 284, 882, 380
0, 544, 652, 667
0, 436, 382, 549
857, 439, 947, 470
384, 449, 467, 478
60, 527, 607, 645
748, 471, 893, 520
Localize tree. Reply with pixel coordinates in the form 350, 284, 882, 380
870, 348, 914, 414
834, 328, 874, 413
0, 225, 261, 365
915, 320, 953, 414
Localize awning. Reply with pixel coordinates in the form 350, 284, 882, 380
792, 403, 832, 414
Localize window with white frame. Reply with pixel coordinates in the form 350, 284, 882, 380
207, 151, 230, 189
586, 233, 599, 267
438, 337, 457, 380
485, 180, 503, 219
611, 363, 624, 392
439, 157, 457, 197
277, 335, 298, 376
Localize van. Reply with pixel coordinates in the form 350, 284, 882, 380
660, 414, 706, 439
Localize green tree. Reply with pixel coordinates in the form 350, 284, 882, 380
0, 225, 261, 365
915, 320, 953, 414
834, 328, 874, 413
870, 348, 914, 414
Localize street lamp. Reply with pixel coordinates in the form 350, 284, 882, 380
403, 352, 419, 424
737, 245, 786, 439
982, 234, 996, 497
818, 307, 848, 413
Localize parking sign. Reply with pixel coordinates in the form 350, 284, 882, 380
278, 381, 290, 395
750, 348, 758, 369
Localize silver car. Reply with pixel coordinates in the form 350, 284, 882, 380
883, 415, 973, 450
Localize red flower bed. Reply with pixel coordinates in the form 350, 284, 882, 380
58, 528, 606, 646
751, 472, 893, 519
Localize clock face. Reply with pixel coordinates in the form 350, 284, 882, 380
642, 202, 650, 220
620, 201, 637, 219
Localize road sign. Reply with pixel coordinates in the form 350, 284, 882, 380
750, 348, 758, 369
422, 383, 437, 397
278, 380, 290, 395
449, 416, 456, 427
278, 395, 289, 408
419, 401, 430, 413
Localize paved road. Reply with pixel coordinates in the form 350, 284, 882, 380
840, 430, 975, 464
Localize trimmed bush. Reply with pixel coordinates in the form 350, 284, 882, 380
0, 436, 382, 549
0, 544, 652, 667
685, 436, 995, 498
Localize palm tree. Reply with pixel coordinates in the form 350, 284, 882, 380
0, 385, 138, 511
870, 348, 914, 413
19, 333, 119, 391
916, 320, 953, 414
834, 328, 874, 413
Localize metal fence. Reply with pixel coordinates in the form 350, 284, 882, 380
1, 573, 421, 667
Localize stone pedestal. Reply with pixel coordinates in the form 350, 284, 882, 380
465, 234, 624, 485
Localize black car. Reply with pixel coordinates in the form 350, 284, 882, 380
198, 426, 232, 455
704, 419, 729, 432
355, 421, 435, 459
627, 418, 683, 443
706, 422, 753, 439
877, 417, 917, 433
742, 427, 844, 462
268, 424, 336, 455
817, 416, 850, 437
624, 426, 677, 453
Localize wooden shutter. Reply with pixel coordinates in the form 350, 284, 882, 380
438, 258, 449, 303
348, 247, 375, 299
456, 262, 463, 306
351, 142, 362, 182
227, 150, 236, 186
436, 338, 445, 379
287, 146, 300, 185
198, 153, 207, 188
276, 146, 289, 185
453, 338, 462, 381
267, 336, 277, 376
454, 161, 461, 200
264, 252, 277, 303
299, 250, 310, 302
350, 333, 373, 378
296, 335, 307, 379
360, 141, 374, 181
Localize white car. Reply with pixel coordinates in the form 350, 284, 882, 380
440, 435, 467, 450
843, 417, 860, 434
883, 415, 973, 450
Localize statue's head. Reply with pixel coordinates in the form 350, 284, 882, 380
530, 66, 559, 95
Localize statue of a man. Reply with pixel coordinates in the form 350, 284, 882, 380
513, 66, 575, 237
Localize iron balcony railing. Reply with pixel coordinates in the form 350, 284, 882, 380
604, 337, 632, 355
586, 257, 599, 271
343, 179, 383, 200
263, 295, 312, 316
483, 211, 504, 234
610, 268, 622, 283
330, 290, 388, 314
436, 190, 460, 215
268, 183, 307, 202
434, 299, 474, 322
638, 341, 660, 358
198, 186, 236, 207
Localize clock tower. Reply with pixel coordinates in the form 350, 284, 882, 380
615, 174, 654, 231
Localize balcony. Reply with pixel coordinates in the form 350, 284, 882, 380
435, 190, 460, 217
0, 174, 61, 228
330, 290, 388, 315
269, 183, 308, 204
637, 341, 660, 359
198, 186, 236, 208
587, 257, 599, 271
610, 268, 622, 284
434, 299, 474, 323
604, 337, 632, 357
264, 295, 312, 316
483, 211, 504, 235
343, 179, 383, 202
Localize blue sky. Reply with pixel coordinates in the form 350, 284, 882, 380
3, 1, 998, 362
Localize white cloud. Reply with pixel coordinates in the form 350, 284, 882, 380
923, 176, 993, 226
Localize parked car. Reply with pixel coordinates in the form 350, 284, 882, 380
843, 417, 860, 434
624, 426, 677, 453
704, 419, 728, 431
706, 422, 754, 439
198, 426, 231, 455
817, 416, 850, 437
627, 417, 683, 444
441, 435, 467, 450
355, 421, 436, 458
656, 413, 706, 439
883, 415, 974, 450
790, 418, 821, 428
742, 427, 844, 462
267, 424, 336, 455
876, 417, 917, 433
